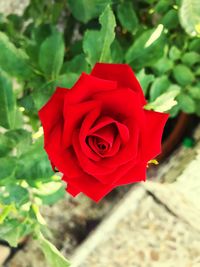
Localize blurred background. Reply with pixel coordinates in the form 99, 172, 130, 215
0, 0, 200, 266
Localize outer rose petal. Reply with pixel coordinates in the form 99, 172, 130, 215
64, 160, 147, 202
66, 72, 117, 104
141, 110, 169, 161
94, 158, 136, 184
91, 63, 146, 105
44, 123, 83, 178
63, 174, 115, 202
39, 87, 84, 178
114, 161, 147, 186
66, 183, 81, 197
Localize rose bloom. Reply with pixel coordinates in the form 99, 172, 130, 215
39, 63, 168, 202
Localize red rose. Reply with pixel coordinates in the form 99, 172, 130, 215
39, 63, 168, 202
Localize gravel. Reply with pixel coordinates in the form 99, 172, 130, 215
0, 0, 29, 15
71, 192, 200, 267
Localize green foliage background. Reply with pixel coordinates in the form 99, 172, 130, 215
0, 0, 199, 265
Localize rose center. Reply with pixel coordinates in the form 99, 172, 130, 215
87, 136, 110, 155
98, 143, 106, 150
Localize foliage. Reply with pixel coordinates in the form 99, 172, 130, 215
0, 0, 199, 265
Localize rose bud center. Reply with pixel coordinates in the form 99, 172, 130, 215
87, 136, 110, 155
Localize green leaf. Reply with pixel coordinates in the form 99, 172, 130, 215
150, 76, 171, 101
35, 182, 65, 205
0, 134, 13, 157
161, 9, 179, 29
15, 138, 53, 182
5, 129, 32, 155
83, 5, 116, 66
83, 30, 99, 67
169, 103, 181, 118
173, 64, 195, 86
188, 86, 200, 99
169, 46, 181, 61
181, 52, 200, 66
0, 157, 16, 181
29, 204, 46, 225
33, 24, 53, 45
145, 89, 180, 112
189, 38, 200, 52
61, 54, 88, 74
1, 184, 29, 207
5, 129, 31, 145
167, 84, 181, 93
155, 0, 171, 13
196, 67, 200, 76
38, 232, 70, 267
0, 31, 32, 78
0, 205, 13, 224
177, 93, 196, 113
0, 70, 16, 129
152, 57, 173, 74
0, 219, 22, 247
52, 2, 65, 24
136, 69, 154, 95
179, 0, 200, 37
55, 73, 79, 88
6, 14, 23, 34
125, 25, 165, 70
18, 94, 36, 113
32, 81, 55, 110
111, 39, 124, 63
68, 0, 111, 23
26, 24, 53, 65
39, 31, 65, 79
117, 1, 138, 33
98, 5, 116, 62
195, 100, 200, 116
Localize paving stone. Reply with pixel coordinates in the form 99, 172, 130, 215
0, 245, 10, 265
70, 187, 200, 267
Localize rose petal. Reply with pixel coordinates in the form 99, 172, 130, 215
89, 116, 129, 144
95, 118, 140, 169
63, 100, 101, 148
88, 136, 110, 155
92, 88, 145, 127
66, 72, 117, 104
66, 182, 81, 197
88, 135, 121, 158
44, 122, 83, 178
94, 158, 135, 184
114, 161, 147, 186
73, 130, 116, 176
63, 173, 115, 202
64, 160, 147, 202
79, 105, 102, 161
89, 123, 116, 145
141, 110, 169, 161
91, 63, 146, 105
